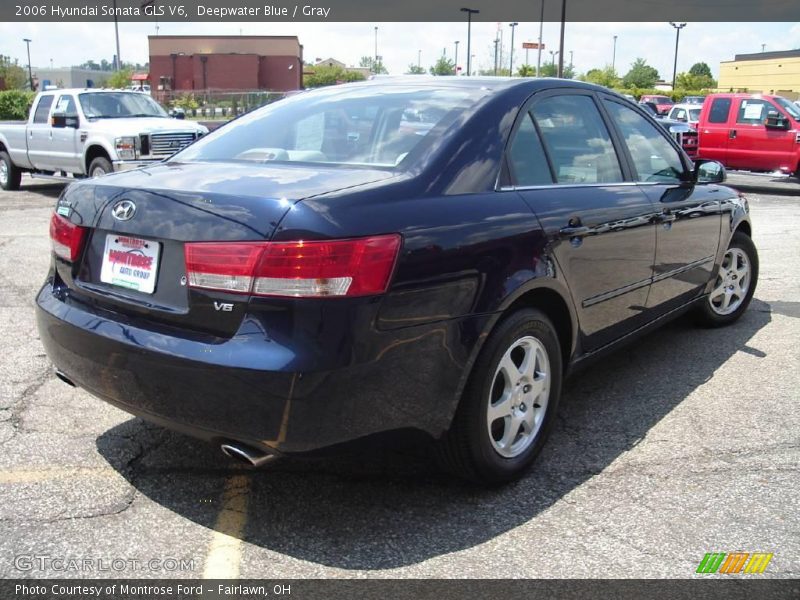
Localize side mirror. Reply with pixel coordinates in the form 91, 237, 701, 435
694, 159, 726, 184
51, 112, 79, 129
765, 110, 789, 130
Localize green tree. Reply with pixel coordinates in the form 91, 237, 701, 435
106, 68, 133, 89
0, 55, 28, 90
517, 64, 536, 77
304, 65, 366, 88
689, 62, 713, 78
359, 56, 388, 74
676, 71, 716, 90
0, 89, 35, 119
539, 63, 558, 77
429, 56, 455, 76
477, 67, 511, 76
171, 93, 199, 111
622, 58, 660, 88
406, 64, 426, 74
581, 65, 620, 88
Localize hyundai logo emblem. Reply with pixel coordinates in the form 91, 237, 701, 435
111, 200, 136, 221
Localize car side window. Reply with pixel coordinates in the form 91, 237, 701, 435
603, 100, 686, 184
708, 98, 732, 124
736, 99, 771, 125
507, 112, 553, 186
530, 95, 622, 185
55, 95, 78, 117
33, 95, 54, 124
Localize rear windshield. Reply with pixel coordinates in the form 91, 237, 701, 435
652, 96, 673, 104
174, 85, 486, 168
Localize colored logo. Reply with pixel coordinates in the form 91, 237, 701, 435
696, 552, 773, 574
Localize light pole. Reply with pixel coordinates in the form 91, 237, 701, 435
569, 50, 573, 71
537, 0, 545, 77
761, 43, 766, 52
454, 40, 460, 75
23, 38, 33, 91
113, 0, 121, 70
417, 49, 421, 69
460, 7, 479, 76
557, 0, 566, 77
493, 36, 499, 75
549, 50, 559, 69
374, 26, 379, 74
669, 22, 686, 90
612, 35, 617, 72
509, 22, 519, 75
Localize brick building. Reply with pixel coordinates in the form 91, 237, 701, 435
148, 35, 303, 93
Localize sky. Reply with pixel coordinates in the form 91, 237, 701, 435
2, 21, 799, 80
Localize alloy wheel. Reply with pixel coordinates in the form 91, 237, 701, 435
708, 247, 750, 315
487, 335, 551, 458
0, 160, 8, 187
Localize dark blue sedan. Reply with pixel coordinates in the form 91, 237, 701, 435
36, 78, 758, 484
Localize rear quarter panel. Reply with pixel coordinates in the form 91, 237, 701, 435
0, 124, 33, 169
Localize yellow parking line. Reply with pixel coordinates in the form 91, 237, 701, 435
202, 474, 251, 579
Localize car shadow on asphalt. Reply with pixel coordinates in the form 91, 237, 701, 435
96, 299, 773, 570
727, 177, 800, 197
20, 181, 67, 199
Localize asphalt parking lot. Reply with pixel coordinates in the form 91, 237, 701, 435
0, 173, 797, 579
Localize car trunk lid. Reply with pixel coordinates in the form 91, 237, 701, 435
54, 161, 394, 337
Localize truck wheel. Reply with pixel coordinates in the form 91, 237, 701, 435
0, 151, 22, 191
88, 157, 113, 178
436, 308, 563, 485
695, 231, 759, 327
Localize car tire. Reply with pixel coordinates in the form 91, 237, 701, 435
0, 151, 22, 191
695, 231, 759, 327
88, 157, 113, 179
436, 308, 563, 485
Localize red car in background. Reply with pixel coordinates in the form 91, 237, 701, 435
697, 93, 800, 175
640, 94, 674, 115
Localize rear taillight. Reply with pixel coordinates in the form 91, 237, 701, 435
184, 234, 401, 298
49, 213, 87, 262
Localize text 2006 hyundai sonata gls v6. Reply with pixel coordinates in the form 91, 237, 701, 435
36, 78, 758, 484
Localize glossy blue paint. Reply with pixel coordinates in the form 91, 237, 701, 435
35, 78, 750, 455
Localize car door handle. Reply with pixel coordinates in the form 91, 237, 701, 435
559, 225, 590, 237
729, 129, 737, 139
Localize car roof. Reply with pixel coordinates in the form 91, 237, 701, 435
39, 88, 143, 94
671, 103, 702, 110
335, 76, 614, 96
706, 92, 780, 99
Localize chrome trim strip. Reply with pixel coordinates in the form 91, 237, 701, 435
582, 277, 652, 308
652, 255, 715, 284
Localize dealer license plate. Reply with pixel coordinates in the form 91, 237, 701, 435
99, 234, 160, 294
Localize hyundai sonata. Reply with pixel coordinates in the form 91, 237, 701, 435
36, 79, 758, 483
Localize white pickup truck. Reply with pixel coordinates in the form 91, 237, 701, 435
0, 89, 208, 190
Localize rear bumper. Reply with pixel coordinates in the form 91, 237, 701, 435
35, 283, 484, 454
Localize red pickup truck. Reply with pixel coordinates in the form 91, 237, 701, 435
697, 93, 800, 175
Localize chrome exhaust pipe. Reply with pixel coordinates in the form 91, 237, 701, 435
54, 370, 76, 387
220, 442, 276, 468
